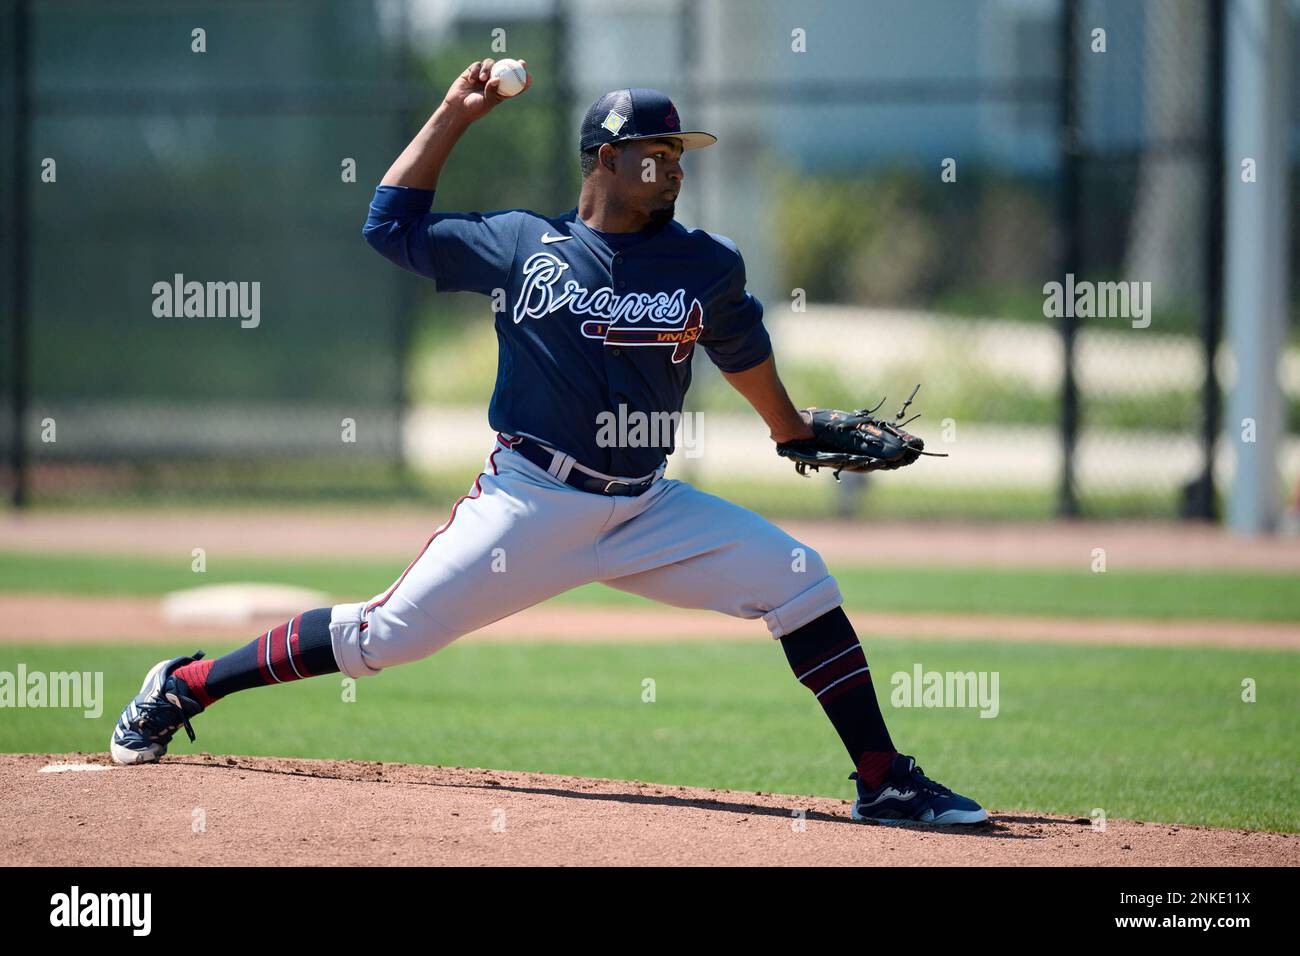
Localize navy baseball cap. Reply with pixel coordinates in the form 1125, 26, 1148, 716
579, 88, 717, 153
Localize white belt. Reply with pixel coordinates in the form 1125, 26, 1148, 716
501, 431, 666, 486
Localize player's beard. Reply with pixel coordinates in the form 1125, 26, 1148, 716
648, 201, 675, 229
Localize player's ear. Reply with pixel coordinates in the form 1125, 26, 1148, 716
599, 143, 618, 174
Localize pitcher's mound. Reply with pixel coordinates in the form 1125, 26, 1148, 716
1, 753, 1293, 866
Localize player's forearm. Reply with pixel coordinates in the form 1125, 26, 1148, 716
721, 354, 814, 444
380, 104, 472, 190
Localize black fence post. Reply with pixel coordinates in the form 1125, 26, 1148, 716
678, 0, 700, 222
8, 0, 31, 508
1056, 0, 1081, 518
1192, 0, 1226, 522
551, 0, 572, 208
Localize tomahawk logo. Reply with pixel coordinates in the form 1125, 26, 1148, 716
49, 886, 152, 936
581, 300, 703, 364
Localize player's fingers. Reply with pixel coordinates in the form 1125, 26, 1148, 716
479, 58, 495, 82
483, 76, 503, 104
465, 60, 482, 81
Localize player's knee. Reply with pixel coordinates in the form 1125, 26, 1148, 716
763, 543, 842, 639
328, 602, 377, 678
330, 600, 462, 678
791, 543, 832, 583
780, 540, 835, 596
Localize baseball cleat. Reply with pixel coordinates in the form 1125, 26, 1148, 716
109, 651, 207, 765
850, 753, 989, 826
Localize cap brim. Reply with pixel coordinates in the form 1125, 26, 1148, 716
619, 130, 717, 151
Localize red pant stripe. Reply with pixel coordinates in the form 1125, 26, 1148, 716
362, 444, 504, 626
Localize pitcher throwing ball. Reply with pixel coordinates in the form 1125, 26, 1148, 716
111, 59, 987, 826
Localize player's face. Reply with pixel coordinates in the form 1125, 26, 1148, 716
613, 138, 684, 225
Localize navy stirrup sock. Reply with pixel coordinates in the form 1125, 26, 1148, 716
780, 606, 897, 789
171, 607, 339, 707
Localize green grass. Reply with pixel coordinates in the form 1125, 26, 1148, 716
573, 566, 1300, 623
6, 551, 1296, 622
2, 639, 1296, 831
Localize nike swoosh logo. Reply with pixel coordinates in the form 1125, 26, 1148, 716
541, 233, 572, 244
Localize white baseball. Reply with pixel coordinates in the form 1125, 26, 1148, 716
490, 58, 527, 97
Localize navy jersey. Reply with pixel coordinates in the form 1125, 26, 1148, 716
363, 185, 771, 477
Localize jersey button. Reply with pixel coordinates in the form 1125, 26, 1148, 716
614, 255, 624, 265
611, 348, 622, 356
617, 280, 626, 289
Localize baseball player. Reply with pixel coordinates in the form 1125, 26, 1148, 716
110, 60, 987, 826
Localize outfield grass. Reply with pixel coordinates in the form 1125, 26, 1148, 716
8, 551, 1298, 622
1, 639, 1296, 831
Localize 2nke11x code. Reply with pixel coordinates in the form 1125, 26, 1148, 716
1122, 892, 1251, 905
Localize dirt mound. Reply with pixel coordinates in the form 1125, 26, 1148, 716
2, 753, 1294, 866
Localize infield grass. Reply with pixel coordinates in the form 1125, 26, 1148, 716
6, 551, 1299, 622
2, 638, 1296, 832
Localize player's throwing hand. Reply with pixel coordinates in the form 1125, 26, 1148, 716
380, 58, 531, 187
442, 58, 531, 123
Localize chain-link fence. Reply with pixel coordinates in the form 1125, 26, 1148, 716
1069, 0, 1223, 518
564, 0, 1298, 520
3, 0, 1296, 520
0, 0, 567, 504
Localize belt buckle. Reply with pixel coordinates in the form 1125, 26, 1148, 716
605, 476, 655, 497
